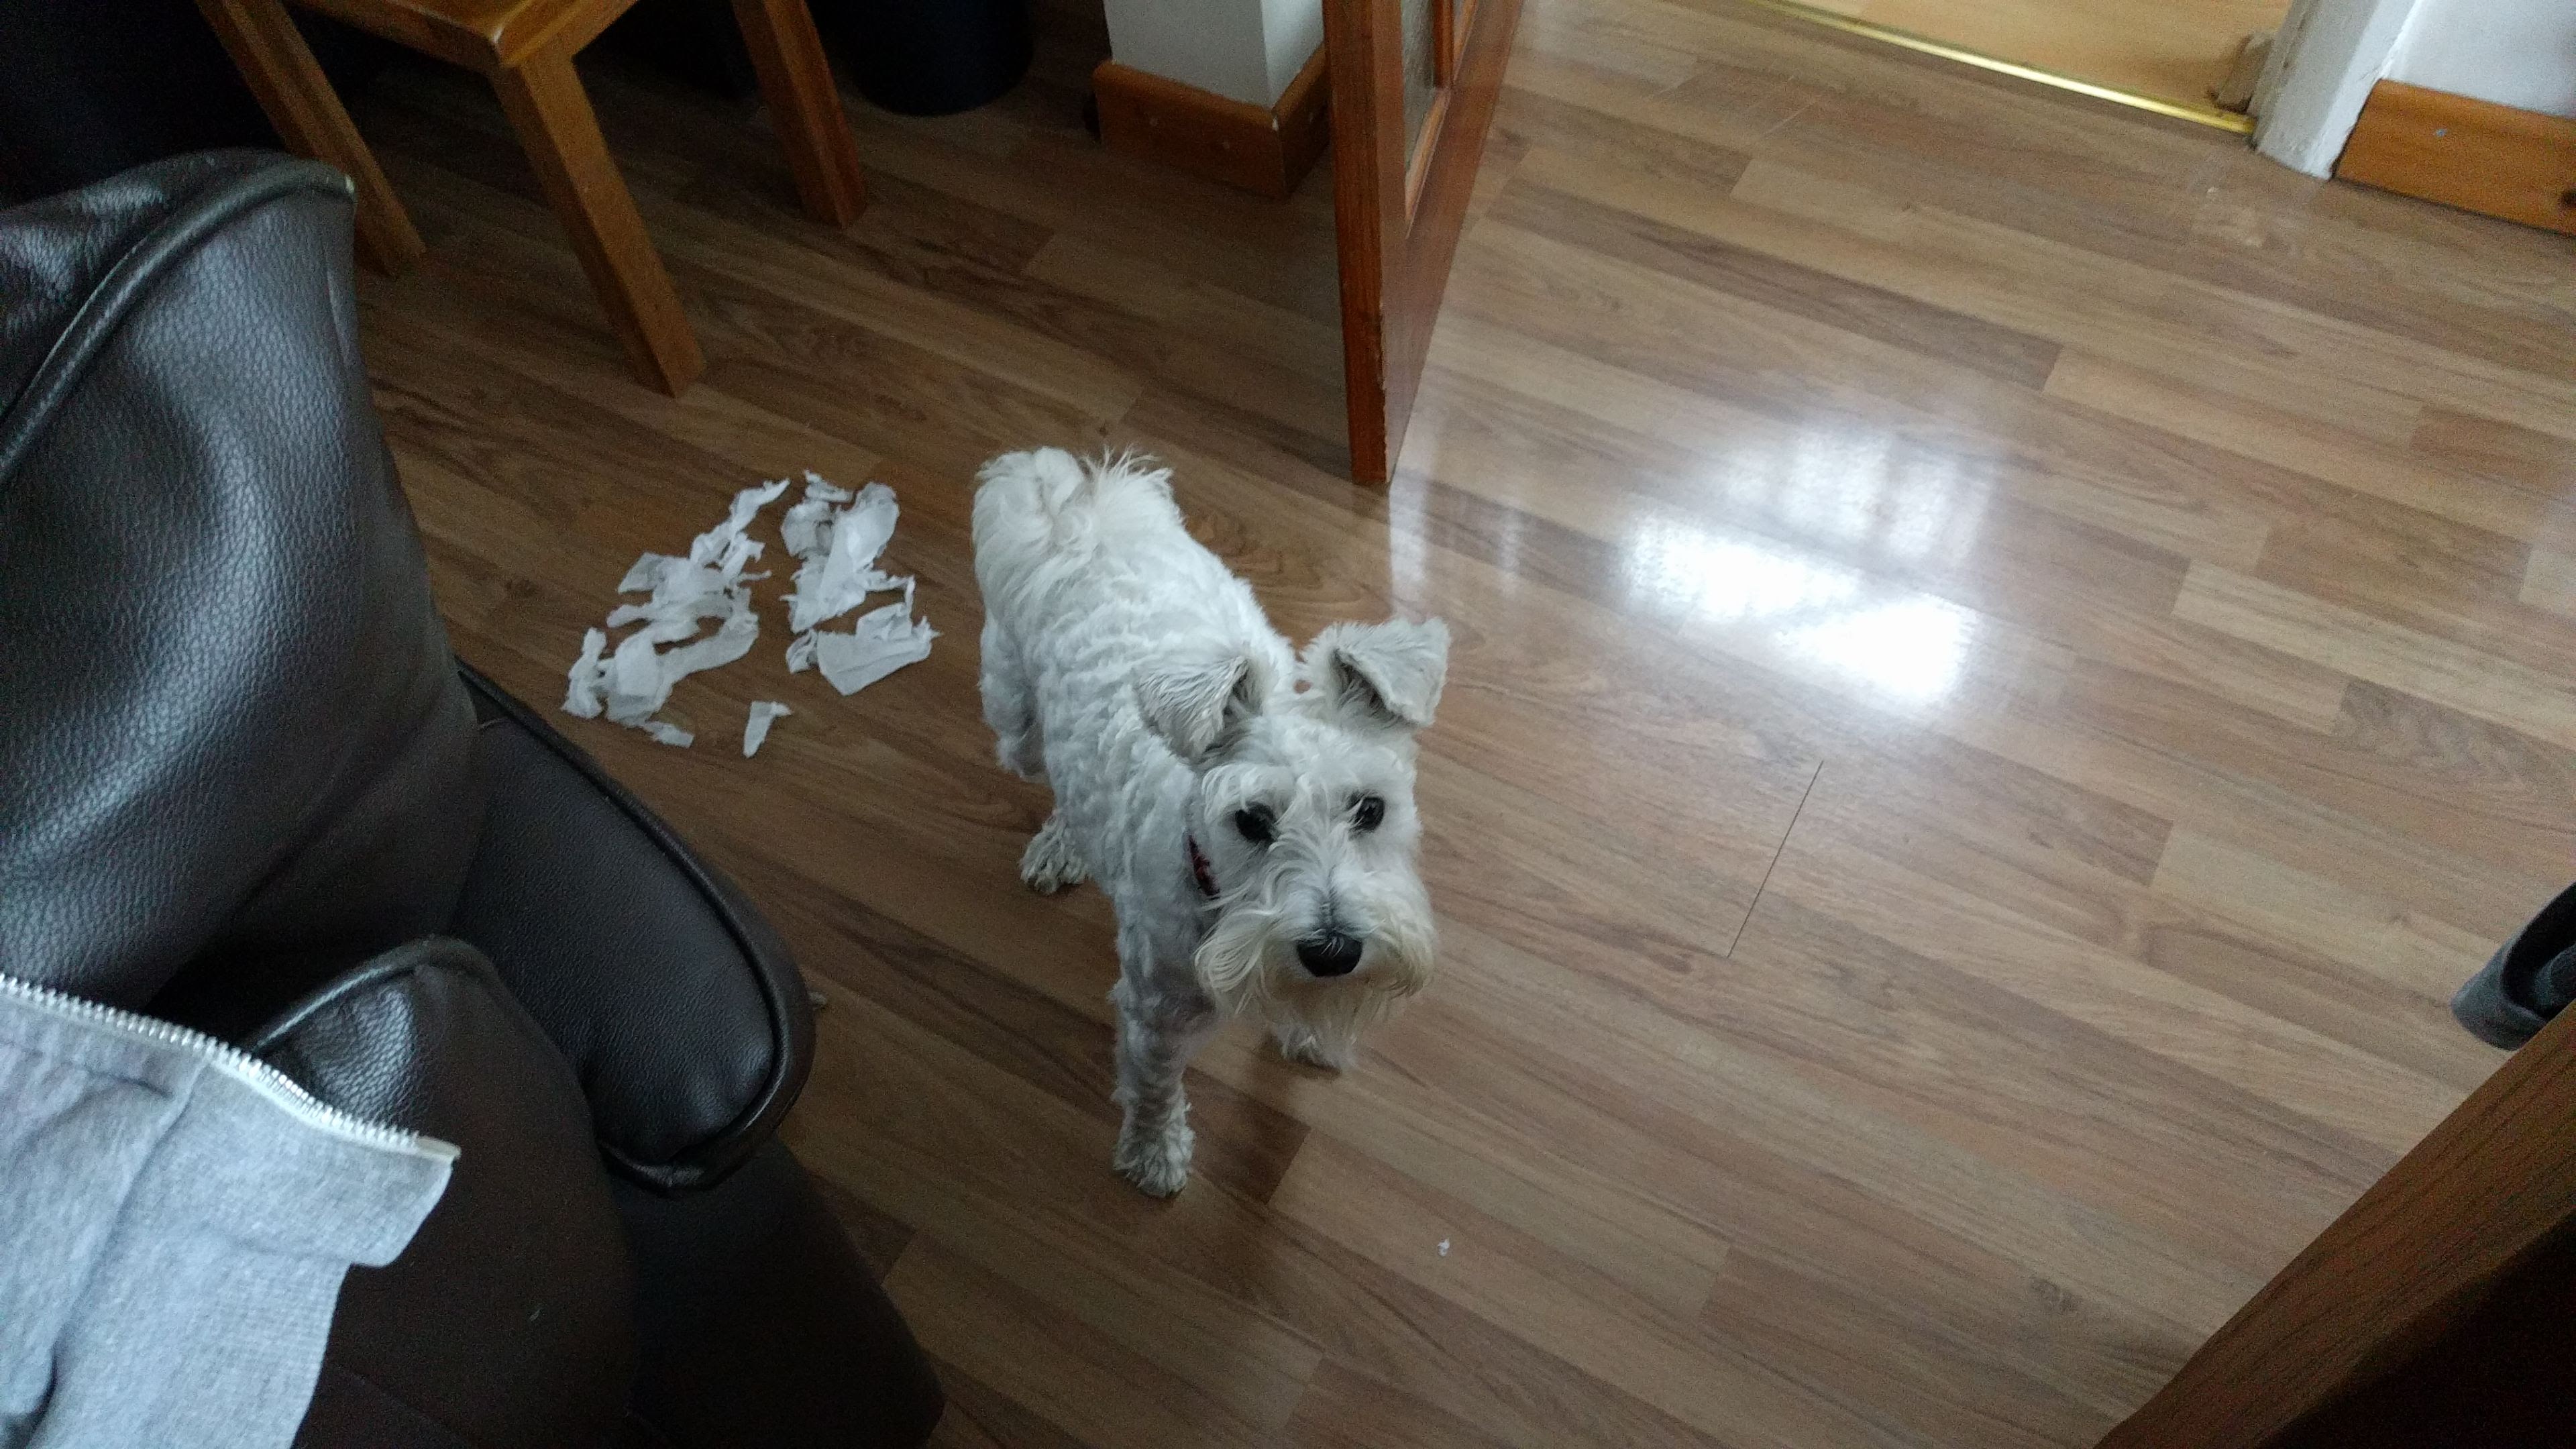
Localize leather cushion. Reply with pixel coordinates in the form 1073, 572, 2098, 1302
0, 152, 482, 1012
254, 938, 637, 1449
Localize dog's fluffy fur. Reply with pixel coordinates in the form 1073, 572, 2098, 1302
973, 449, 1447, 1196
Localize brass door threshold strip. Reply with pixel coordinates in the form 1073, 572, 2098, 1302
1733, 0, 2257, 135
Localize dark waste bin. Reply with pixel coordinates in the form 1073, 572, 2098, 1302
815, 0, 1033, 116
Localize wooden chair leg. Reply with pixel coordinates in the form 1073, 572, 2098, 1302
193, 0, 425, 274
490, 46, 703, 396
729, 0, 868, 227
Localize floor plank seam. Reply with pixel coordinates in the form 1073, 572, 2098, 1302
1729, 759, 1823, 958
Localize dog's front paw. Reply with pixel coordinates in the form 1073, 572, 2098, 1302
1020, 813, 1090, 895
1272, 1023, 1356, 1072
1113, 1120, 1193, 1197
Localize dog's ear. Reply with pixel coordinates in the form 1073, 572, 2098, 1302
1306, 618, 1449, 732
1134, 646, 1267, 767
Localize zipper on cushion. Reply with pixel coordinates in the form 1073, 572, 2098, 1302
0, 971, 457, 1162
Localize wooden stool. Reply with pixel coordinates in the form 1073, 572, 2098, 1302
197, 0, 868, 394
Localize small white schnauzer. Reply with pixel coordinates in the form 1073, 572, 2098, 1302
973, 449, 1447, 1197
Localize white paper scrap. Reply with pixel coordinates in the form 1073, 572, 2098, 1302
563, 628, 608, 718
560, 470, 932, 744
779, 476, 933, 694
694, 477, 789, 567
618, 553, 680, 593
655, 590, 759, 678
1437, 1239, 1450, 1257
606, 586, 732, 631
785, 482, 900, 632
812, 600, 937, 696
566, 476, 793, 746
743, 700, 792, 757
778, 472, 853, 559
604, 614, 702, 724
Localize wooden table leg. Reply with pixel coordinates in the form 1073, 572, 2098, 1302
193, 0, 425, 275
729, 0, 868, 227
490, 45, 704, 396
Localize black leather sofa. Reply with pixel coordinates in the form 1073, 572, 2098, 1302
0, 151, 944, 1448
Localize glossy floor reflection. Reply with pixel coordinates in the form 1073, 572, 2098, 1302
354, 0, 2576, 1441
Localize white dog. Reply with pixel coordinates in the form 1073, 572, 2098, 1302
972, 449, 1447, 1197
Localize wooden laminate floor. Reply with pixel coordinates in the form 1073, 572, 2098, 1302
350, 1, 2576, 1443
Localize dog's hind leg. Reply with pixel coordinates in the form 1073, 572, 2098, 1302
1108, 969, 1215, 1197
978, 614, 1046, 781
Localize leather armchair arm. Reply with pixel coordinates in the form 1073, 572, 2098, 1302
447, 663, 814, 1194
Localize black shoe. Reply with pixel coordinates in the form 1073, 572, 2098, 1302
2453, 880, 2576, 1050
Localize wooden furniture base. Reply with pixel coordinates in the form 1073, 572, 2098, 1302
195, 0, 869, 394
490, 40, 705, 392
2337, 80, 2576, 237
198, 0, 427, 274
1091, 46, 1330, 201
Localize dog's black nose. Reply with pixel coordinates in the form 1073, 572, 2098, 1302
1296, 932, 1364, 977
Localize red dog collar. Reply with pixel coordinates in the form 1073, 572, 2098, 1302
1185, 835, 1219, 899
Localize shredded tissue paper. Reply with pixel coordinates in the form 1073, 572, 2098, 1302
742, 700, 792, 758
561, 472, 936, 751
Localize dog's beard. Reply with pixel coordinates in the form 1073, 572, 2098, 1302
1192, 878, 1435, 1039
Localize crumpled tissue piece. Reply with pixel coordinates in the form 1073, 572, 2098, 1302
814, 597, 937, 696
561, 476, 786, 745
743, 700, 792, 757
564, 628, 608, 718
778, 472, 851, 559
785, 479, 902, 632
780, 474, 935, 694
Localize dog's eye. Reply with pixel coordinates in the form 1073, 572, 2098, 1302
1352, 795, 1385, 832
1234, 804, 1276, 845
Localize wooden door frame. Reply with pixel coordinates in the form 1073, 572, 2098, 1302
1326, 0, 1523, 485
2100, 1006, 2576, 1447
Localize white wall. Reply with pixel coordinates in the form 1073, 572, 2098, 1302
2253, 0, 2420, 175
1259, 0, 1325, 103
2254, 0, 2576, 175
2388, 0, 2576, 117
1104, 0, 1322, 107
